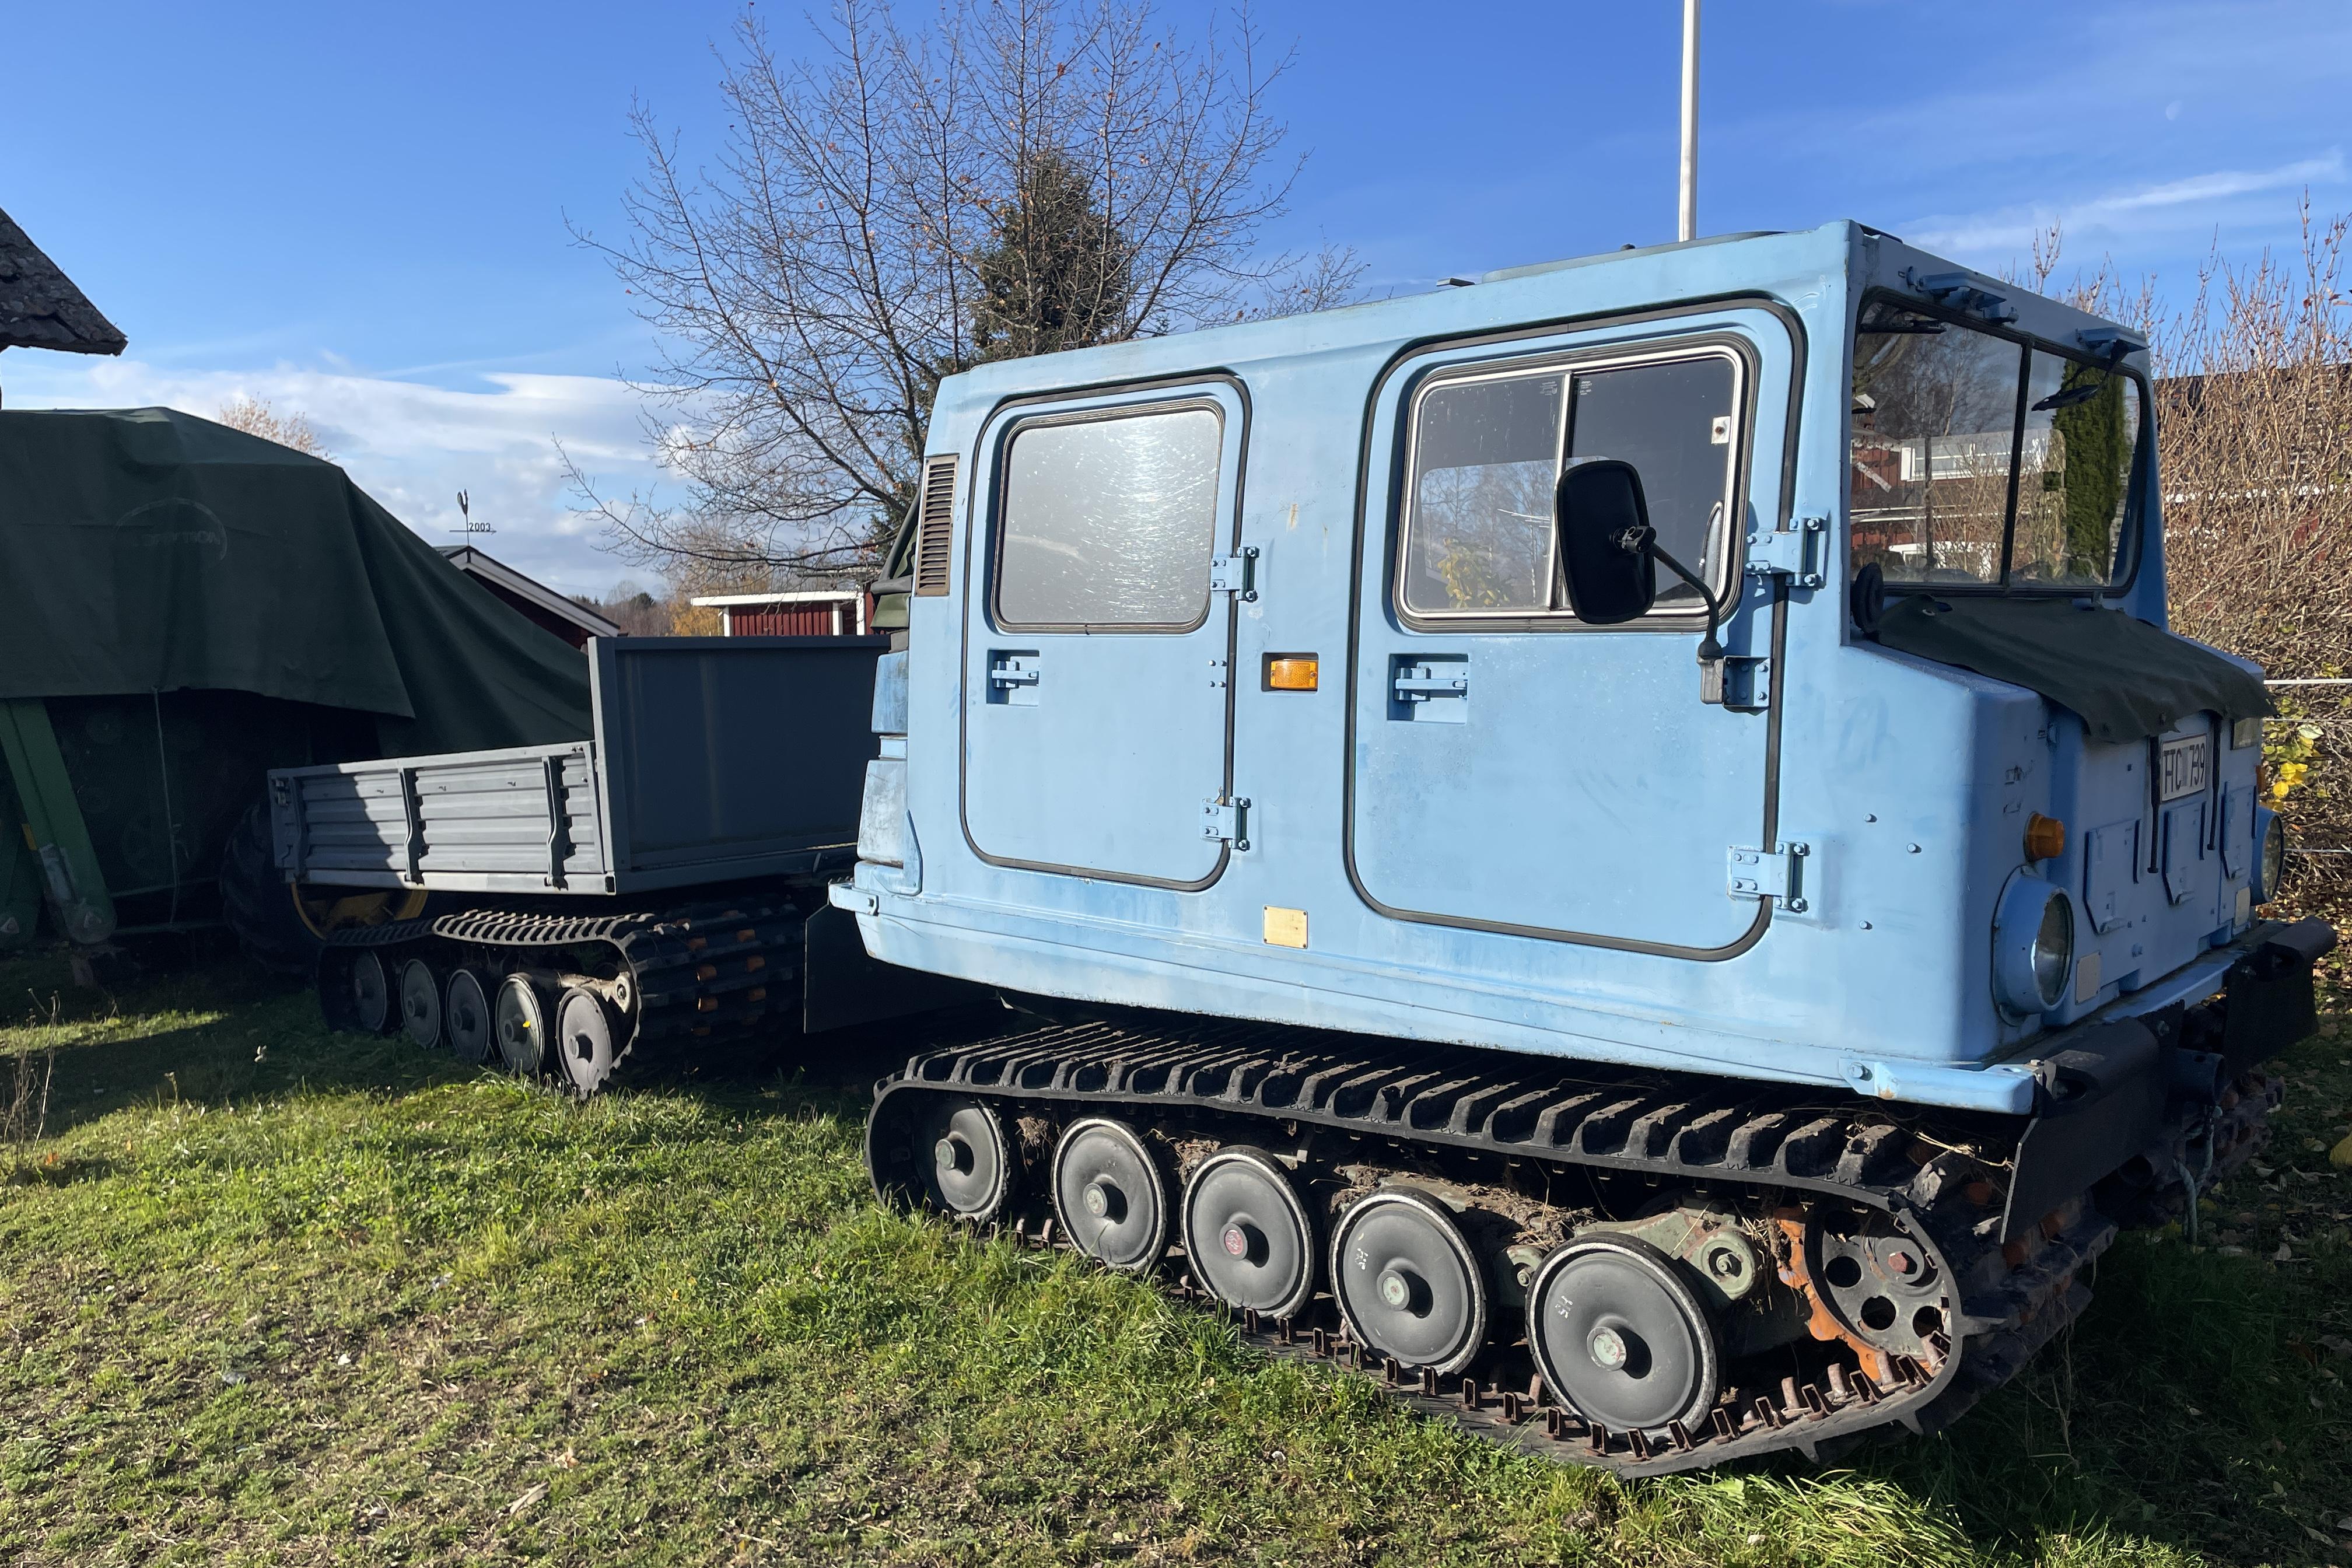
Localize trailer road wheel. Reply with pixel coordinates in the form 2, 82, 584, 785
1180, 1148, 1317, 1320
1052, 1118, 1171, 1272
919, 1098, 1015, 1222
444, 969, 492, 1064
555, 987, 618, 1099
400, 959, 444, 1049
494, 975, 548, 1077
1330, 1188, 1488, 1375
1527, 1233, 1720, 1438
350, 950, 393, 1034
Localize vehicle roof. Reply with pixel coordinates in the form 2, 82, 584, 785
934, 219, 2140, 418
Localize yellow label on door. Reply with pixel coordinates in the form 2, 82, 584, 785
1262, 906, 1308, 948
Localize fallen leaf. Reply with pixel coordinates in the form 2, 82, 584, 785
556, 1448, 579, 1469
507, 1482, 548, 1517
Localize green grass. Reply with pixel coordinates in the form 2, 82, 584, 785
1, 946, 2347, 1567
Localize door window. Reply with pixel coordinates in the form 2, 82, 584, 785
1398, 349, 1743, 618
994, 402, 1223, 630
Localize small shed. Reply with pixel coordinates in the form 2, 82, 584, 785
690, 589, 872, 637
439, 545, 621, 649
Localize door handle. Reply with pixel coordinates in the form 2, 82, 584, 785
989, 665, 1041, 688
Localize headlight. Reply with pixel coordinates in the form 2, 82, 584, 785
1993, 872, 2074, 1018
2252, 806, 2286, 905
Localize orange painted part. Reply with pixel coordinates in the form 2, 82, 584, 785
1771, 1208, 1891, 1387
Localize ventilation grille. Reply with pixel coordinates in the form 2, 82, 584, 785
914, 454, 960, 597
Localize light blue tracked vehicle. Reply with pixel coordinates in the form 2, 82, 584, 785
839, 222, 2331, 1470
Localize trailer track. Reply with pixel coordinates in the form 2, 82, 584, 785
317, 901, 807, 1093
868, 1014, 2277, 1475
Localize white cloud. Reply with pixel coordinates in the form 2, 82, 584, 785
1905, 150, 2347, 264
0, 357, 672, 598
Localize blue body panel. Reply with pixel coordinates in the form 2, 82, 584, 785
839, 221, 2266, 1116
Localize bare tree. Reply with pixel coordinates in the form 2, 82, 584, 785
570, 0, 1359, 586
216, 395, 332, 460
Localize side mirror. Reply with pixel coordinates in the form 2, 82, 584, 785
1553, 459, 1656, 625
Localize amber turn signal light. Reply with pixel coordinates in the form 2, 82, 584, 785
2023, 813, 2066, 862
1265, 655, 1319, 691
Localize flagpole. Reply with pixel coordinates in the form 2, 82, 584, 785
1678, 0, 1700, 242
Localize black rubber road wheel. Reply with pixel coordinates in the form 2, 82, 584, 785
349, 950, 394, 1034
494, 974, 549, 1076
400, 959, 444, 1049
445, 968, 492, 1063
555, 986, 618, 1099
1329, 1188, 1488, 1375
1180, 1147, 1318, 1319
1527, 1233, 1720, 1438
919, 1098, 1016, 1222
1052, 1118, 1171, 1272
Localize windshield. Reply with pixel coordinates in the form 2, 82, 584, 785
1849, 298, 2143, 590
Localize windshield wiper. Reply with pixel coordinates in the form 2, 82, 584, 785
2031, 380, 2106, 413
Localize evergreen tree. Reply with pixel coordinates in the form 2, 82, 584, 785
969, 150, 1134, 363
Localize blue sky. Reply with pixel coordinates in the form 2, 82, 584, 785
6, 0, 2345, 594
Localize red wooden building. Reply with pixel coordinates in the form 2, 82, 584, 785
690, 589, 872, 637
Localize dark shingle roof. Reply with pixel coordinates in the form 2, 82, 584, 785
0, 206, 125, 356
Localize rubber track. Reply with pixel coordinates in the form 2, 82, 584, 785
322, 903, 804, 1087
869, 1016, 2155, 1476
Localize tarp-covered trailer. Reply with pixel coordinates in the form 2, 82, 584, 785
0, 407, 594, 973
268, 635, 966, 1095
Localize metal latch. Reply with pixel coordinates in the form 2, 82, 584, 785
1209, 547, 1259, 601
1744, 516, 1826, 588
1727, 841, 1809, 911
1392, 666, 1469, 702
1201, 794, 1253, 852
988, 659, 1040, 688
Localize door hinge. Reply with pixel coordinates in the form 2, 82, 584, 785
1201, 794, 1254, 851
1209, 547, 1259, 601
1702, 656, 1770, 711
1727, 841, 1809, 911
1744, 516, 1827, 588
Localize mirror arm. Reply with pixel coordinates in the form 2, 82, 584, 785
1646, 543, 1726, 664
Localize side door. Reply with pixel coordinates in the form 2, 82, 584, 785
961, 382, 1246, 887
1348, 309, 1796, 956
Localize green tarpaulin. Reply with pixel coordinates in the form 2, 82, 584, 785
1877, 593, 2272, 745
0, 407, 590, 755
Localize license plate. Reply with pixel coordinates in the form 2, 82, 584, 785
2158, 734, 2210, 802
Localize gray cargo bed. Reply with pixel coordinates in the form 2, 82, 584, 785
270, 636, 884, 895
